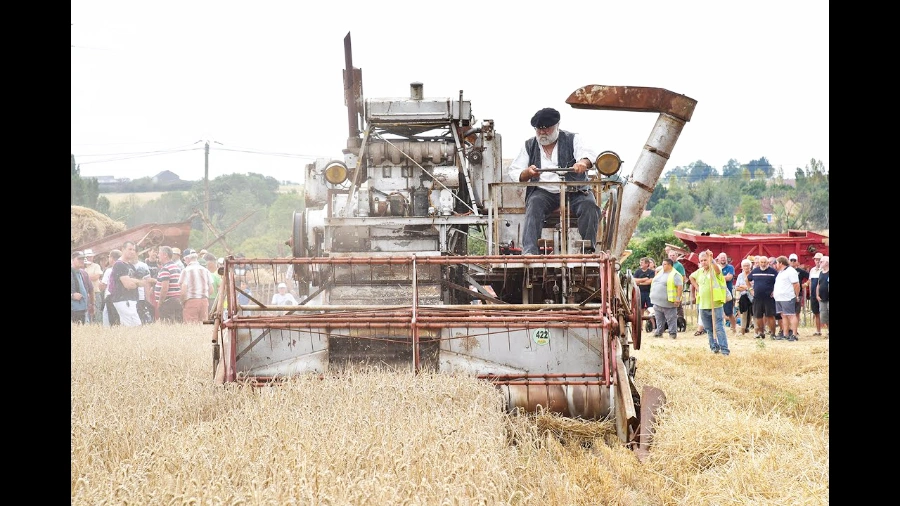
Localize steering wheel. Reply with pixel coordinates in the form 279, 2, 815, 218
535, 167, 579, 174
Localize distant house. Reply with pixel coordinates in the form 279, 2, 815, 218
760, 197, 775, 216
151, 170, 181, 184
94, 175, 131, 188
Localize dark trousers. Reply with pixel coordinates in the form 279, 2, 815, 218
522, 188, 600, 255
105, 298, 120, 326
137, 300, 155, 324
71, 310, 86, 323
739, 294, 753, 330
158, 298, 184, 323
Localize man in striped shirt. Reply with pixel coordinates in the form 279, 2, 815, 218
154, 246, 183, 323
180, 248, 211, 323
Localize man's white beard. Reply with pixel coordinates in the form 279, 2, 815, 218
537, 125, 559, 146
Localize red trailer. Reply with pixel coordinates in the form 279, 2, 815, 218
671, 228, 829, 277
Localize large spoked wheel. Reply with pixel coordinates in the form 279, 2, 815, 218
630, 281, 643, 350
292, 210, 306, 258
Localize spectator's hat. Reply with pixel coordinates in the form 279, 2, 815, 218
182, 248, 197, 259
217, 257, 225, 266
789, 253, 798, 261
83, 248, 95, 258
277, 282, 287, 289
813, 252, 823, 259
172, 247, 182, 256
72, 250, 85, 259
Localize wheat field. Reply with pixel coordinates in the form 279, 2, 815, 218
100, 192, 171, 206
71, 321, 828, 505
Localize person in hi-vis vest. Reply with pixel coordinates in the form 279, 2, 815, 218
689, 249, 731, 356
649, 257, 683, 339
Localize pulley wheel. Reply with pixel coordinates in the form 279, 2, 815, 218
292, 210, 306, 258
631, 281, 643, 350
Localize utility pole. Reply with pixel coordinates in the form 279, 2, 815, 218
205, 141, 210, 243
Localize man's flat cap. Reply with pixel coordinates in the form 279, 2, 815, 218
530, 107, 560, 128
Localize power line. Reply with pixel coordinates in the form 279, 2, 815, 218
75, 142, 202, 158
76, 147, 202, 165
209, 146, 317, 159
74, 142, 320, 166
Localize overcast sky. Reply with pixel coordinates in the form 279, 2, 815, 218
71, 1, 829, 184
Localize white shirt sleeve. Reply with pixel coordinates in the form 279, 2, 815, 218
573, 133, 598, 177
507, 143, 531, 182
101, 268, 112, 295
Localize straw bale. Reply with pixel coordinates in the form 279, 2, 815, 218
71, 206, 126, 247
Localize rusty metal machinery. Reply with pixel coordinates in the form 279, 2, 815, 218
211, 32, 695, 455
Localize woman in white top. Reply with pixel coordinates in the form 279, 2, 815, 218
734, 258, 754, 335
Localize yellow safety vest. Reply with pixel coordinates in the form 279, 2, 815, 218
666, 271, 682, 303
692, 268, 726, 309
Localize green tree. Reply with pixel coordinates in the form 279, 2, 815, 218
693, 208, 732, 232
266, 191, 306, 244
662, 164, 690, 181
622, 231, 684, 271
137, 191, 192, 224
747, 157, 773, 178
110, 195, 143, 226
742, 219, 772, 233
96, 195, 111, 215
192, 173, 281, 228
71, 154, 85, 206
71, 154, 101, 209
739, 178, 767, 198
651, 196, 697, 225
635, 215, 673, 236
646, 183, 668, 209
805, 189, 829, 229
686, 160, 717, 184
737, 195, 763, 229
722, 158, 742, 178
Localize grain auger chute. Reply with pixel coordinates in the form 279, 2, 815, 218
210, 32, 696, 459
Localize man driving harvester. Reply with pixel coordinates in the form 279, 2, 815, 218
507, 107, 600, 255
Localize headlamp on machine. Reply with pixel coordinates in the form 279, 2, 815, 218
595, 151, 623, 177
324, 161, 349, 185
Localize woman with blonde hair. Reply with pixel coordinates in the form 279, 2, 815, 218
734, 258, 754, 335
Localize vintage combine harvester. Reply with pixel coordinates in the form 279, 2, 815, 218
211, 33, 696, 457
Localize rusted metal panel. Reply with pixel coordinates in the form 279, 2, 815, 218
566, 85, 697, 123
73, 219, 193, 258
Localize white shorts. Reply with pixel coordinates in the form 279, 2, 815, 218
113, 300, 143, 327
